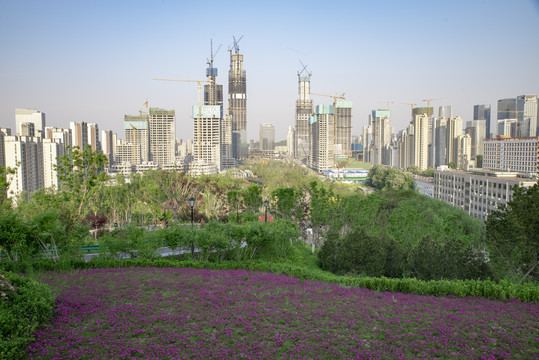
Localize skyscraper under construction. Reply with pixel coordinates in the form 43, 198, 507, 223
228, 36, 247, 159
295, 64, 313, 159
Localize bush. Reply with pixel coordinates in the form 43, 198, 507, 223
0, 272, 55, 360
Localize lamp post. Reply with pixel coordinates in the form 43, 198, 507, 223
189, 197, 195, 228
236, 199, 239, 223
263, 200, 268, 222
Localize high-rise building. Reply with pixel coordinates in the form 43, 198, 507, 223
87, 123, 100, 152
228, 37, 247, 160
497, 98, 517, 125
259, 123, 275, 151
0, 128, 12, 168
456, 134, 472, 170
465, 119, 486, 159
431, 106, 451, 167
370, 110, 392, 165
124, 114, 150, 164
149, 108, 175, 166
335, 101, 352, 158
70, 121, 88, 150
295, 66, 313, 159
497, 119, 518, 137
446, 116, 463, 165
101, 130, 117, 167
192, 105, 221, 172
411, 114, 429, 170
4, 135, 43, 198
15, 109, 45, 138
42, 138, 65, 190
474, 104, 491, 138
45, 127, 72, 148
516, 94, 538, 137
309, 105, 335, 171
287, 126, 296, 158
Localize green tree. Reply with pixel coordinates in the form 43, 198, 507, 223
56, 146, 108, 217
0, 166, 15, 209
270, 186, 306, 224
486, 182, 539, 280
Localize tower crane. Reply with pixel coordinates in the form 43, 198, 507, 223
229, 35, 244, 54
398, 102, 418, 122
373, 101, 394, 110
206, 39, 222, 69
298, 59, 312, 77
422, 98, 443, 117
310, 92, 347, 163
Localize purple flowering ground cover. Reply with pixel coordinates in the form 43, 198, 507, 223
26, 268, 538, 359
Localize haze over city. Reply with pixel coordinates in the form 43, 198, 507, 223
1, 0, 538, 141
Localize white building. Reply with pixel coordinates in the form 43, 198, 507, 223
4, 136, 43, 198
309, 105, 335, 172
42, 138, 65, 190
192, 105, 221, 173
149, 108, 175, 166
483, 136, 539, 174
15, 109, 45, 138
434, 167, 536, 220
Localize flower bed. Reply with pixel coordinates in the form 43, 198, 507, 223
27, 267, 538, 359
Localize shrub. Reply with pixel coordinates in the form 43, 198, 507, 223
0, 272, 55, 360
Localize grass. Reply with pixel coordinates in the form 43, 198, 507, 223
25, 267, 539, 359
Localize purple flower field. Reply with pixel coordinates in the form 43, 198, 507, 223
27, 267, 538, 359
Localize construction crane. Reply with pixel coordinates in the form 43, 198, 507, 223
422, 98, 443, 117
298, 59, 312, 77
206, 39, 222, 69
373, 101, 394, 110
230, 35, 244, 54
310, 92, 347, 163
153, 78, 214, 158
398, 102, 418, 122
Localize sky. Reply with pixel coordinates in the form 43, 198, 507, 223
1, 0, 538, 141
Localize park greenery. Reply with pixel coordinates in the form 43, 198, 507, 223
1, 151, 538, 358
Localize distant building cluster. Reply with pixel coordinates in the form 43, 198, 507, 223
1, 44, 537, 225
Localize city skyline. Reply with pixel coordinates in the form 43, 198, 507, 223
1, 1, 538, 141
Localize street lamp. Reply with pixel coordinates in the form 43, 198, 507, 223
189, 197, 195, 228
236, 199, 239, 223
263, 200, 268, 222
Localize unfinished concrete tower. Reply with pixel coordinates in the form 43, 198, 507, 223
228, 35, 247, 159
295, 62, 313, 159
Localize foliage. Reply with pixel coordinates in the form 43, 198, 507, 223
0, 271, 54, 360
270, 186, 307, 224
486, 182, 539, 281
0, 166, 16, 209
368, 165, 413, 191
55, 146, 108, 217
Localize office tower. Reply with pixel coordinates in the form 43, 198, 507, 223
0, 128, 11, 168
15, 109, 45, 138
124, 114, 150, 164
228, 37, 247, 159
287, 126, 296, 158
483, 136, 539, 173
4, 135, 43, 198
70, 122, 88, 150
371, 110, 392, 165
87, 123, 100, 152
192, 105, 221, 171
335, 101, 352, 158
517, 95, 538, 137
474, 104, 491, 139
309, 105, 335, 171
431, 106, 451, 167
259, 123, 275, 151
42, 138, 65, 190
149, 108, 175, 166
446, 116, 463, 165
295, 65, 313, 159
411, 114, 429, 170
497, 98, 517, 122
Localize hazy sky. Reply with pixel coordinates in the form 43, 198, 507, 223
1, 0, 538, 141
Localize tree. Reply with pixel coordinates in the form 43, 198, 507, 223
55, 147, 108, 217
0, 166, 15, 209
486, 182, 539, 280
